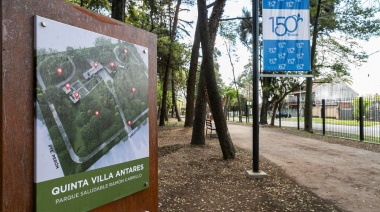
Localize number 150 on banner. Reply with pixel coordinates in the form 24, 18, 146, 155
263, 9, 310, 40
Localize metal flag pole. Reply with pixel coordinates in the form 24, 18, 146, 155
252, 0, 259, 173
247, 0, 267, 178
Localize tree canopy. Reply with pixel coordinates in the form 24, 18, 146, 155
68, 0, 380, 157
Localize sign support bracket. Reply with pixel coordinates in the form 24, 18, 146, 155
260, 74, 313, 78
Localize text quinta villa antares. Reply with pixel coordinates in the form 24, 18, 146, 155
52, 164, 144, 204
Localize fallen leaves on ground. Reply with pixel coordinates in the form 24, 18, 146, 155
158, 126, 342, 211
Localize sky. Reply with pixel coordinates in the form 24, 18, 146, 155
349, 37, 380, 95
179, 0, 380, 96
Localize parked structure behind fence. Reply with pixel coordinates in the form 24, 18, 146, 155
314, 97, 380, 143
227, 96, 380, 143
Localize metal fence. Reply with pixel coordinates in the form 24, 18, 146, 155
226, 105, 252, 123
226, 97, 380, 144
313, 97, 380, 143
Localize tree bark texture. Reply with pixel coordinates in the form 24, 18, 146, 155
270, 101, 280, 126
223, 96, 229, 119
184, 21, 200, 127
259, 77, 271, 125
304, 77, 313, 131
111, 0, 126, 22
305, 0, 321, 132
159, 57, 171, 125
159, 0, 182, 126
191, 0, 226, 144
196, 0, 235, 159
172, 67, 182, 122
191, 0, 227, 143
191, 72, 207, 145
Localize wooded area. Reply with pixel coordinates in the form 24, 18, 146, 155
67, 0, 380, 158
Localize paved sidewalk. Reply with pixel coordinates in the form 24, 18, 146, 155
228, 124, 380, 212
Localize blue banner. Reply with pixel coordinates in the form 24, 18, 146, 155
262, 0, 310, 72
262, 0, 309, 9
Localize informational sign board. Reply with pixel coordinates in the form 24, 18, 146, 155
35, 16, 150, 211
262, 0, 310, 71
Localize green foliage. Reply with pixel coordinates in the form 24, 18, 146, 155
238, 8, 253, 48
235, 60, 253, 101
39, 55, 74, 87
352, 97, 371, 121
125, 1, 151, 29
75, 112, 85, 127
220, 19, 239, 45
48, 126, 64, 149
311, 0, 379, 79
44, 86, 66, 104
66, 0, 111, 14
174, 67, 189, 97
334, 0, 380, 40
93, 37, 114, 64
221, 85, 238, 106
67, 0, 196, 114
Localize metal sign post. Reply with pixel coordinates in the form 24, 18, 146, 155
246, 0, 267, 179
248, 0, 311, 178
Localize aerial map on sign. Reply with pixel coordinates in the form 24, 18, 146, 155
35, 16, 149, 183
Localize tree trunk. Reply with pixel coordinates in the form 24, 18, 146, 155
236, 91, 242, 122
191, 0, 226, 144
270, 101, 279, 126
159, 57, 171, 125
259, 77, 271, 125
260, 98, 269, 125
191, 0, 226, 145
304, 0, 321, 132
191, 73, 207, 145
172, 68, 182, 122
111, 0, 125, 22
196, 0, 235, 159
304, 78, 313, 131
223, 96, 229, 119
159, 0, 182, 126
184, 21, 200, 127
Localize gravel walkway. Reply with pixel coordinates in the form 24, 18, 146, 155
228, 124, 380, 212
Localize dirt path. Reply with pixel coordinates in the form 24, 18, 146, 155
228, 124, 380, 212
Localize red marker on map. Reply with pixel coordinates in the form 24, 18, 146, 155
65, 83, 70, 90
123, 48, 128, 54
74, 91, 80, 99
110, 61, 114, 69
57, 68, 62, 75
94, 61, 98, 69
127, 120, 132, 126
132, 87, 136, 94
95, 110, 99, 117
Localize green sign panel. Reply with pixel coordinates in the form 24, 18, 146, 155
34, 16, 150, 211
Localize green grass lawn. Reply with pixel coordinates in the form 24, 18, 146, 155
286, 117, 380, 127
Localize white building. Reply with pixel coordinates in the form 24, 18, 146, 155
313, 81, 359, 105
83, 59, 103, 80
